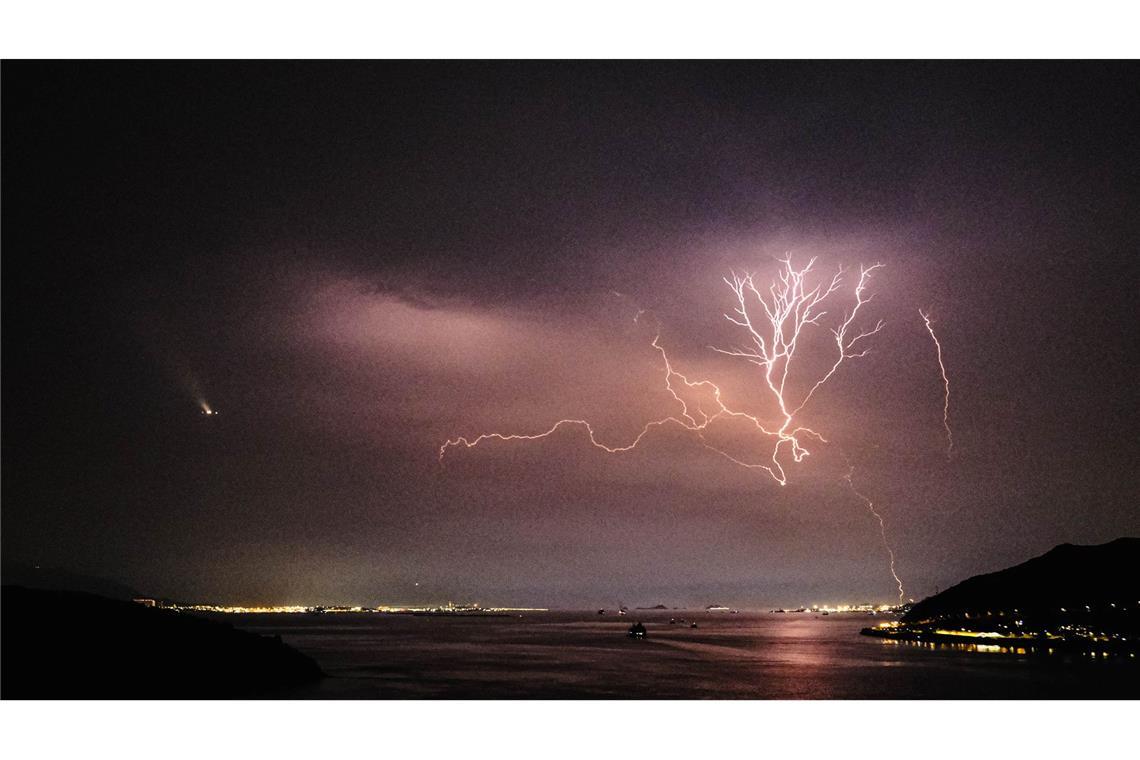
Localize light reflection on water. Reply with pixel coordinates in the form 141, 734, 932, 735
875, 638, 1035, 656
221, 611, 1139, 699
876, 637, 1136, 660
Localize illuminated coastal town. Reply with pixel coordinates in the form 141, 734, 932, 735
770, 603, 903, 614
863, 601, 1139, 658
131, 599, 548, 615
131, 599, 902, 615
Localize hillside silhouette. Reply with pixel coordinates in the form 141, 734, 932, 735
2, 586, 323, 698
903, 537, 1139, 632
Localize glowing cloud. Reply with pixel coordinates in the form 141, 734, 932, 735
441, 257, 885, 487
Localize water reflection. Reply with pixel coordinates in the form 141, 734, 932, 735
228, 611, 1140, 698
874, 638, 1139, 660
876, 638, 1043, 655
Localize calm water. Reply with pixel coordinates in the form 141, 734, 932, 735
226, 611, 1139, 699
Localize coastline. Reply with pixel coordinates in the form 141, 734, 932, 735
860, 625, 1139, 657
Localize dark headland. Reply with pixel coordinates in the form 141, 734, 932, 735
1, 582, 323, 698
863, 537, 1139, 654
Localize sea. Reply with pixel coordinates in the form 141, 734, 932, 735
226, 610, 1139, 699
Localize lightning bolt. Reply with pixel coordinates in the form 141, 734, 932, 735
919, 309, 953, 458
439, 332, 791, 483
842, 459, 905, 605
440, 257, 884, 487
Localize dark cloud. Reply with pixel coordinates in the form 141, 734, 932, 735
4, 62, 1138, 606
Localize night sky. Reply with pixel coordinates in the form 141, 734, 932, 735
4, 62, 1138, 607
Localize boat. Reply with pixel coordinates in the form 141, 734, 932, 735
627, 622, 647, 639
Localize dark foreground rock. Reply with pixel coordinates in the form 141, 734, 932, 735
2, 586, 323, 698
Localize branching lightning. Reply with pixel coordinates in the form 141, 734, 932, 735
842, 459, 905, 604
919, 309, 953, 458
440, 258, 884, 487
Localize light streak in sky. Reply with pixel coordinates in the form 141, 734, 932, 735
185, 372, 215, 416
440, 258, 884, 487
919, 309, 953, 458
842, 460, 906, 604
